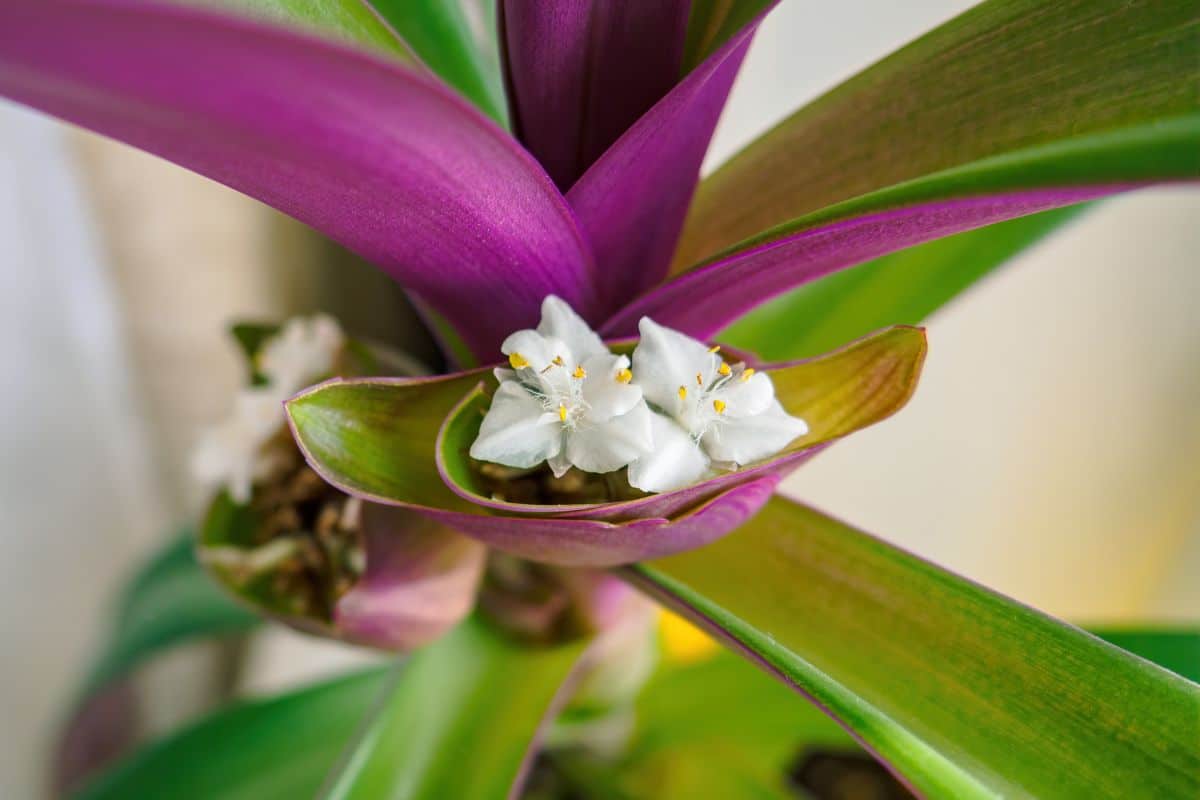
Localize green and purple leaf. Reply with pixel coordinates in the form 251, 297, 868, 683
622, 496, 1200, 798
286, 327, 925, 566
605, 0, 1199, 338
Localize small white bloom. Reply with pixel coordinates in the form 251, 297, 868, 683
190, 389, 288, 503
258, 313, 345, 397
470, 296, 652, 477
192, 314, 346, 503
627, 317, 808, 493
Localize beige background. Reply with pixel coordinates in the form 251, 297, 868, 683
1, 1, 1197, 796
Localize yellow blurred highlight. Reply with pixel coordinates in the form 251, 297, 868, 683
659, 609, 719, 663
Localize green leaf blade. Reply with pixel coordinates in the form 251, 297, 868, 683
624, 497, 1200, 798
322, 617, 587, 800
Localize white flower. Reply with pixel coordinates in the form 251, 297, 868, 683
469, 296, 652, 477
627, 318, 808, 493
190, 389, 288, 503
192, 314, 346, 503
258, 313, 345, 397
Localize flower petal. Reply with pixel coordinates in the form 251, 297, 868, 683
566, 5, 771, 311
632, 317, 714, 411
627, 413, 709, 493
333, 504, 486, 651
501, 329, 567, 371
0, 0, 596, 360
580, 354, 641, 421
702, 400, 807, 464
537, 295, 609, 362
566, 401, 653, 475
710, 370, 775, 418
469, 381, 563, 469
499, 0, 691, 190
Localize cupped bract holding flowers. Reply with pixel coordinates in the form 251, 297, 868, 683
469, 296, 808, 494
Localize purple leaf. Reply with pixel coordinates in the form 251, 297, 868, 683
568, 6, 770, 312
0, 0, 596, 359
603, 186, 1121, 338
333, 504, 486, 650
499, 0, 691, 191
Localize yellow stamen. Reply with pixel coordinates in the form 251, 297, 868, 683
552, 355, 565, 367
508, 352, 529, 369
678, 386, 688, 400
708, 345, 721, 353
558, 404, 568, 422
717, 362, 731, 377
740, 368, 756, 382
695, 372, 703, 386
572, 365, 586, 379
616, 368, 633, 384
713, 399, 727, 414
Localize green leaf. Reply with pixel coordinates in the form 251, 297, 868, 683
286, 371, 486, 511
370, 0, 508, 125
321, 616, 588, 799
674, 0, 1200, 271
76, 668, 389, 800
566, 650, 854, 799
622, 497, 1200, 799
1094, 628, 1200, 684
83, 533, 259, 695
176, 0, 415, 62
720, 205, 1088, 360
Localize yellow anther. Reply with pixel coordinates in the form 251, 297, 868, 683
616, 368, 633, 384
552, 355, 565, 367
708, 345, 721, 353
558, 404, 568, 422
718, 362, 731, 377
572, 365, 586, 379
713, 399, 727, 414
740, 368, 756, 382
695, 372, 703, 386
678, 386, 688, 400
509, 352, 529, 369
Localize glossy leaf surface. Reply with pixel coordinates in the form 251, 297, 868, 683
623, 497, 1200, 798
77, 669, 387, 799
673, 0, 1200, 270
720, 205, 1088, 360
321, 616, 587, 799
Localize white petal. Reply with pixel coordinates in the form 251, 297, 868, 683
627, 413, 709, 493
538, 295, 607, 362
259, 314, 344, 395
500, 329, 566, 371
565, 401, 654, 474
580, 354, 642, 421
632, 317, 715, 412
702, 401, 808, 464
469, 382, 563, 468
711, 370, 775, 417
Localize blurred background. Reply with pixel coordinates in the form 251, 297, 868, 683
1, 0, 1197, 796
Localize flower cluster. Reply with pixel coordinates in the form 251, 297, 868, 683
191, 314, 345, 502
470, 297, 807, 493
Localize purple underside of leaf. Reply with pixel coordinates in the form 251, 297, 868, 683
499, 0, 692, 192
0, 0, 597, 360
413, 475, 782, 567
601, 185, 1124, 339
567, 5, 773, 313
334, 504, 486, 650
